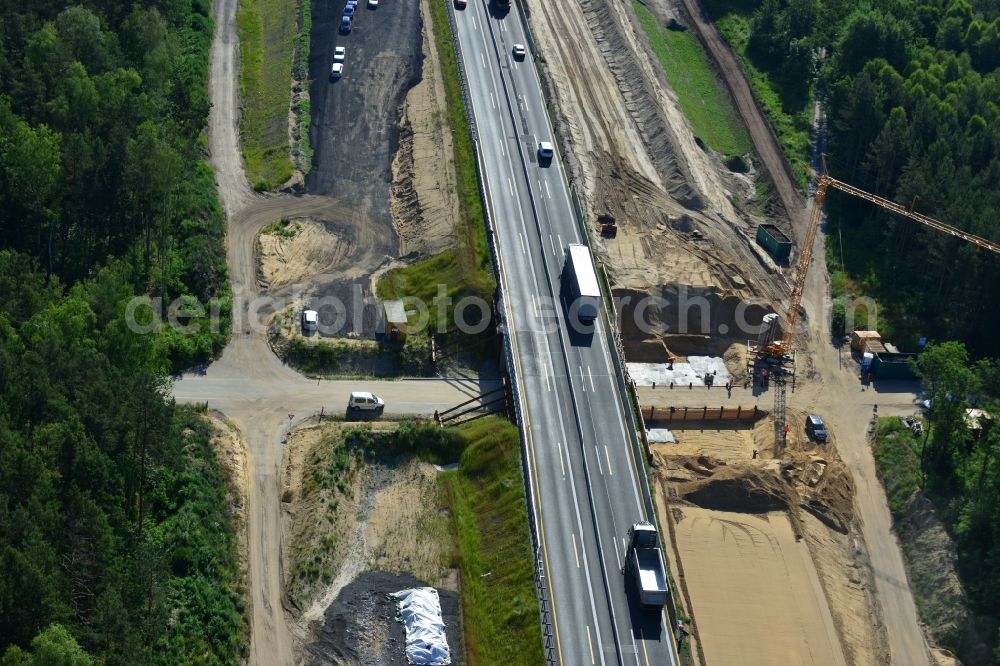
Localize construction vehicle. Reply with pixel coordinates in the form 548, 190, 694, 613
750, 158, 1000, 449
624, 522, 668, 609
598, 214, 618, 238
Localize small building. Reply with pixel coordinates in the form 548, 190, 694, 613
965, 409, 993, 433
755, 224, 792, 262
379, 300, 408, 342
850, 330, 881, 353
301, 309, 318, 333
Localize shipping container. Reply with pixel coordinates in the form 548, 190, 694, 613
872, 352, 918, 380
756, 224, 792, 262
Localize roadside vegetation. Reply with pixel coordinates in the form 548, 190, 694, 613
377, 0, 495, 336
236, 0, 300, 190
0, 253, 247, 664
631, 1, 751, 159
285, 335, 434, 377
702, 0, 1000, 355
440, 418, 544, 665
699, 0, 813, 188
873, 342, 1000, 661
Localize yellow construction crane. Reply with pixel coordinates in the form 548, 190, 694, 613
754, 160, 1000, 449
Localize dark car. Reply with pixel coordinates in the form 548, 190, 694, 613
806, 414, 828, 442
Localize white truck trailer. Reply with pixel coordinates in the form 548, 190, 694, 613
563, 243, 601, 323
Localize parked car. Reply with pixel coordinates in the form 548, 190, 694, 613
330, 62, 343, 79
806, 414, 828, 442
368, 0, 379, 7
512, 43, 526, 60
333, 46, 346, 63
340, 16, 352, 33
344, 4, 355, 16
348, 391, 384, 413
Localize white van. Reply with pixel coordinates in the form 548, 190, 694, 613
348, 391, 385, 413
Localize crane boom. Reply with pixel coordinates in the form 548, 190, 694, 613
783, 172, 1000, 340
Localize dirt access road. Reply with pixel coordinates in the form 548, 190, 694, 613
183, 1, 491, 664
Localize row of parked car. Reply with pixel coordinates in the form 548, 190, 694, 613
332, 0, 379, 79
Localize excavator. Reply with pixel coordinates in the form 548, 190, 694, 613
752, 160, 1000, 449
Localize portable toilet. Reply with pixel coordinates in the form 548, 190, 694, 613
380, 300, 407, 342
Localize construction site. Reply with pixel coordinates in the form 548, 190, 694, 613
192, 0, 1000, 659
524, 0, 999, 663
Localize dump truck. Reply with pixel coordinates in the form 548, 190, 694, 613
563, 243, 601, 324
624, 522, 668, 609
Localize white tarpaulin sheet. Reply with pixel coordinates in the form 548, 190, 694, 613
391, 587, 451, 665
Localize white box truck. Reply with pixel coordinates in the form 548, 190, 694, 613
625, 521, 668, 609
563, 244, 601, 323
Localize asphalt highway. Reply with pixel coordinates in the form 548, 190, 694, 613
452, 2, 680, 663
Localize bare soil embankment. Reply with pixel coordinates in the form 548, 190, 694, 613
280, 420, 460, 664
526, 0, 786, 357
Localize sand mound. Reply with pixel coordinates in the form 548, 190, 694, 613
677, 465, 789, 514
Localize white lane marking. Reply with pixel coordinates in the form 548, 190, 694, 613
545, 180, 551, 199
548, 234, 557, 257
586, 625, 595, 664
539, 333, 553, 393
557, 234, 563, 250
480, 52, 486, 68
572, 533, 580, 568
579, 365, 586, 392
605, 445, 613, 476
518, 232, 527, 255
471, 16, 477, 30
508, 177, 514, 196
491, 92, 496, 109
499, 139, 505, 156
531, 293, 539, 317
588, 366, 596, 392
557, 441, 565, 477
500, 18, 506, 32
613, 536, 622, 571
595, 446, 604, 475
523, 100, 529, 113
